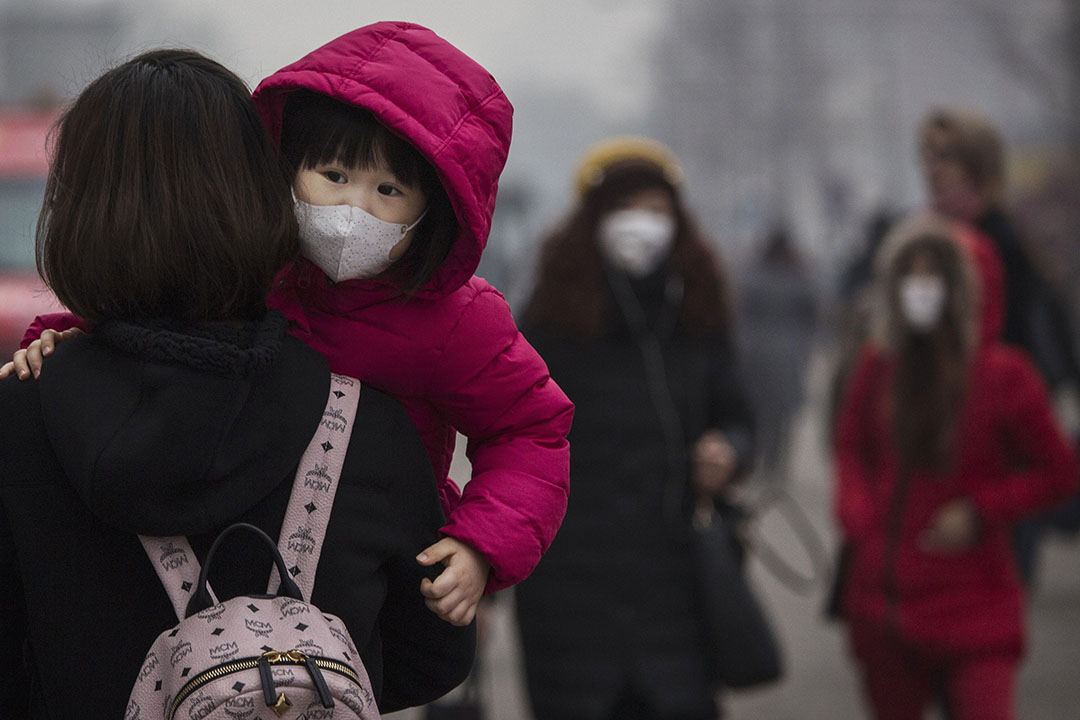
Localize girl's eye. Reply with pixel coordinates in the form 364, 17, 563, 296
378, 183, 402, 197
323, 170, 347, 184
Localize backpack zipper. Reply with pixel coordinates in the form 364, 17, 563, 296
168, 649, 361, 719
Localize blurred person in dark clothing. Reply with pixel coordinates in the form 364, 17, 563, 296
514, 137, 756, 720
839, 210, 900, 306
828, 210, 900, 445
919, 106, 1080, 581
920, 107, 1080, 383
738, 224, 817, 480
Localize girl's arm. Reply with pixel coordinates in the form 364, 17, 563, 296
0, 312, 87, 380
970, 350, 1080, 527
1, 327, 84, 380
21, 312, 88, 349
834, 346, 881, 542
429, 286, 573, 595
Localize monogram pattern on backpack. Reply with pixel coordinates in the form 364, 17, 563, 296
126, 594, 377, 720
128, 374, 379, 720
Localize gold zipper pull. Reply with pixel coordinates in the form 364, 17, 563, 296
271, 692, 293, 717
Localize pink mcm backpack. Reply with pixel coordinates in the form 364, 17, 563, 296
126, 374, 380, 720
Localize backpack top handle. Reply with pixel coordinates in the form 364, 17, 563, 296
184, 522, 303, 617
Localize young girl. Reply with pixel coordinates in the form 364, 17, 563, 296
7, 21, 573, 628
834, 215, 1077, 720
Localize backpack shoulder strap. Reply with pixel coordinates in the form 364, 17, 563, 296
139, 373, 360, 621
268, 373, 361, 600
137, 536, 217, 621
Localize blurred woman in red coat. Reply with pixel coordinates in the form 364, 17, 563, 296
834, 214, 1078, 720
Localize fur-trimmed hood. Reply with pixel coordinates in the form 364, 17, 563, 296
872, 213, 1003, 355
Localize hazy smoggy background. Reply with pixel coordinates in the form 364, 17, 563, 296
4, 0, 1079, 309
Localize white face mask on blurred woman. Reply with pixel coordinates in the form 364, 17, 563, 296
598, 209, 676, 277
899, 274, 947, 331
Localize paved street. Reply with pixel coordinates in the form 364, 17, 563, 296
389, 347, 1080, 719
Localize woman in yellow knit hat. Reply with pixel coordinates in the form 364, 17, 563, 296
514, 137, 759, 720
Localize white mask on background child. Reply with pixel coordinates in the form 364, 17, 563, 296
899, 274, 947, 331
293, 193, 427, 282
597, 209, 676, 277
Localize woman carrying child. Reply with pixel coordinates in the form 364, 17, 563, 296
0, 48, 473, 718
10, 22, 574, 627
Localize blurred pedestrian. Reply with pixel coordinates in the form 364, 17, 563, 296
838, 209, 899, 306
514, 136, 757, 720
920, 107, 1080, 389
919, 106, 1080, 582
738, 223, 818, 480
834, 214, 1078, 720
827, 210, 900, 446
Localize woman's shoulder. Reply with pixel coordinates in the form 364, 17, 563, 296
342, 381, 435, 486
0, 374, 49, 484
353, 381, 415, 428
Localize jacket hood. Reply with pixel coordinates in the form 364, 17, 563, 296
873, 214, 1004, 353
953, 222, 1005, 346
252, 21, 513, 300
37, 314, 328, 536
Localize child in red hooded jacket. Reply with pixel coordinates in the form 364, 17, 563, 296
834, 214, 1077, 720
4, 22, 573, 629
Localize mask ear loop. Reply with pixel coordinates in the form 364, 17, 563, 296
400, 206, 429, 235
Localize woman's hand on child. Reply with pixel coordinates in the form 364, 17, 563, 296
417, 536, 490, 626
691, 430, 737, 497
0, 328, 83, 380
920, 499, 980, 554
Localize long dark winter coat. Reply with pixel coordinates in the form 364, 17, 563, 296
514, 268, 755, 720
0, 313, 474, 718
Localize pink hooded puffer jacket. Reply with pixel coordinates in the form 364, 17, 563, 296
253, 22, 573, 593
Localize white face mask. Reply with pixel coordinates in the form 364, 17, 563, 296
899, 274, 947, 331
597, 209, 676, 277
293, 193, 427, 283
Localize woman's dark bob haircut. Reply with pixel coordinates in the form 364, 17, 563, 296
36, 49, 297, 325
280, 90, 457, 293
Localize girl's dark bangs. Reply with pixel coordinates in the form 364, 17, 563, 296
299, 107, 425, 188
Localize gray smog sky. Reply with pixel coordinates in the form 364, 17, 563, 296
6, 0, 1075, 288
123, 0, 670, 122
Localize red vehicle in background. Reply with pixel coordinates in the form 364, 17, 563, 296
0, 107, 64, 354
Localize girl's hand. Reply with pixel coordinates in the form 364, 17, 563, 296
417, 536, 490, 626
920, 499, 980, 554
691, 429, 737, 497
0, 328, 83, 380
